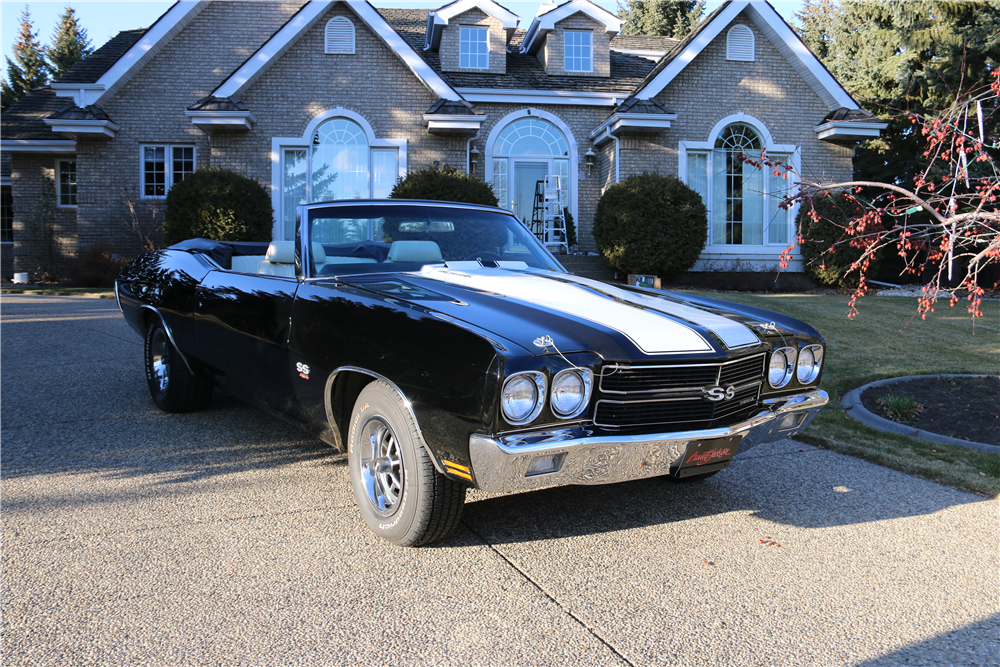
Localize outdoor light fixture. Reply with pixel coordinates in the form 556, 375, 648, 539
470, 144, 480, 171
584, 147, 596, 174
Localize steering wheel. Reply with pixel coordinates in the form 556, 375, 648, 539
464, 252, 503, 263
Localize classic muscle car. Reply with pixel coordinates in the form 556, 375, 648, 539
116, 200, 828, 546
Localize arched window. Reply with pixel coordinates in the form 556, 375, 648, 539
312, 117, 369, 201
325, 17, 355, 54
490, 117, 571, 223
682, 117, 795, 248
715, 123, 763, 244
280, 115, 399, 239
726, 24, 754, 61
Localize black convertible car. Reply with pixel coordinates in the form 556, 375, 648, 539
116, 200, 828, 546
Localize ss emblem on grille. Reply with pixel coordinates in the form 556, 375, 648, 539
704, 385, 736, 402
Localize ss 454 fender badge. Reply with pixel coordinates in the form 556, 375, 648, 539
296, 362, 310, 380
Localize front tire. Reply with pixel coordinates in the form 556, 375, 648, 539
348, 381, 465, 546
144, 318, 213, 413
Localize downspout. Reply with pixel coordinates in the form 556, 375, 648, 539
611, 134, 620, 183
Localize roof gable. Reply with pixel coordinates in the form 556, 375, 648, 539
50, 1, 205, 108
634, 0, 858, 111
425, 0, 520, 50
212, 0, 462, 102
520, 0, 622, 55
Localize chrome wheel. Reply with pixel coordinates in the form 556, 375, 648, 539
357, 417, 404, 516
150, 328, 170, 393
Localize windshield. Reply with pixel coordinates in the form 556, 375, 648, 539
306, 203, 565, 276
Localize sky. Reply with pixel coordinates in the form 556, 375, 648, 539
2, 0, 806, 80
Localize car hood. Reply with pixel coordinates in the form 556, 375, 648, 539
338, 265, 805, 360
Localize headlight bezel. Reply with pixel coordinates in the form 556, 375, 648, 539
501, 371, 547, 425
549, 368, 594, 419
768, 347, 796, 388
796, 344, 824, 385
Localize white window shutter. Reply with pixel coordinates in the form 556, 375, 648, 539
726, 25, 754, 61
325, 17, 355, 55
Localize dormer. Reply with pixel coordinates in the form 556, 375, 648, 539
520, 0, 621, 78
425, 0, 520, 75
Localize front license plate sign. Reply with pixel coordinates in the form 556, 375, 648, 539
679, 435, 742, 470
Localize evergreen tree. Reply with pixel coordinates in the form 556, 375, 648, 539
821, 1, 1000, 185
2, 7, 49, 111
792, 0, 839, 61
48, 7, 92, 81
617, 0, 705, 39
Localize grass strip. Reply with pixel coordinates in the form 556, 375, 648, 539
681, 290, 999, 497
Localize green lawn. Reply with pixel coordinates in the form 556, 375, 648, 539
683, 290, 1000, 497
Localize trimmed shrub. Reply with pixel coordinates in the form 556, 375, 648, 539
797, 192, 881, 288
66, 244, 127, 287
390, 165, 498, 207
163, 168, 273, 245
593, 173, 707, 280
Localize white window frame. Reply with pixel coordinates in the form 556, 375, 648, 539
325, 16, 355, 55
56, 159, 77, 208
270, 109, 407, 241
564, 30, 593, 73
140, 144, 196, 199
459, 26, 489, 69
678, 114, 800, 255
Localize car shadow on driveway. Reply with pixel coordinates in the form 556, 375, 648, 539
455, 445, 989, 542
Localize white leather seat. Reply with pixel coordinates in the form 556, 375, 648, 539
258, 241, 297, 276
385, 240, 443, 263
256, 242, 328, 276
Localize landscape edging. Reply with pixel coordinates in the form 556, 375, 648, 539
841, 374, 1000, 453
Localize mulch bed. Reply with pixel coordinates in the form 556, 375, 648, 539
861, 376, 1000, 446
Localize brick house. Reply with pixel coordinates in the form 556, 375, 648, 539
0, 0, 884, 280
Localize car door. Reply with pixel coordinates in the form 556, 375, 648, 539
194, 270, 301, 418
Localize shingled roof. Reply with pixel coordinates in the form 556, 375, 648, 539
378, 8, 654, 94
53, 29, 147, 85
3, 29, 147, 141
1, 88, 74, 141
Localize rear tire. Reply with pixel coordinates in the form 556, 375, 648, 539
144, 318, 213, 413
348, 381, 465, 546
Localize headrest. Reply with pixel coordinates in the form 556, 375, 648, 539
386, 240, 443, 263
265, 241, 295, 264
311, 242, 326, 263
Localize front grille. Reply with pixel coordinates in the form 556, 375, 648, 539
595, 354, 765, 431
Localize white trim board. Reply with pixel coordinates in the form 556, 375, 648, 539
456, 88, 627, 106
635, 0, 858, 112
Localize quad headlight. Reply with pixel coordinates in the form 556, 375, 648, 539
501, 372, 546, 425
550, 368, 594, 419
796, 344, 824, 384
768, 347, 796, 388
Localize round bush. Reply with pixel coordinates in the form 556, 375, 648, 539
797, 192, 881, 288
593, 173, 707, 280
390, 165, 498, 207
163, 168, 274, 245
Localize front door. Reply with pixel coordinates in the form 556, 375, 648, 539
513, 161, 549, 228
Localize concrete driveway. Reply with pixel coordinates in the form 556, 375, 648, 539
2, 294, 997, 666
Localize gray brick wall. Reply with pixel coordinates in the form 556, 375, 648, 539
10, 154, 77, 278
78, 1, 303, 258
439, 8, 506, 74
624, 15, 853, 184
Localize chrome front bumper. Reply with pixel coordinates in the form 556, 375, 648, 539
469, 389, 828, 493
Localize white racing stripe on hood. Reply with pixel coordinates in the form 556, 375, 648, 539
557, 274, 761, 350
417, 266, 713, 355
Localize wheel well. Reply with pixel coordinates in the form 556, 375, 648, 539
327, 370, 376, 449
